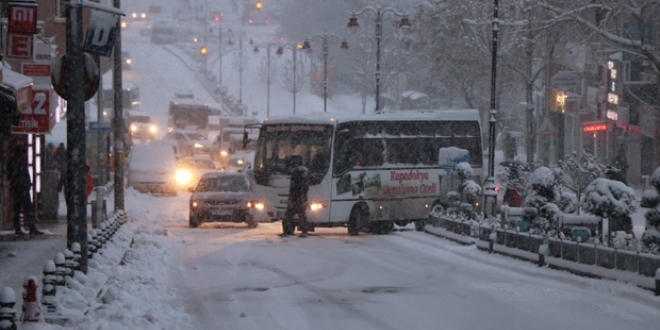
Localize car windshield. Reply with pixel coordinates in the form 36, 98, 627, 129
184, 132, 207, 140
178, 159, 215, 170
131, 116, 151, 123
196, 175, 248, 192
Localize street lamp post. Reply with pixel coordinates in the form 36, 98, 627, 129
485, 0, 499, 218
301, 34, 348, 113
276, 43, 303, 114
227, 29, 248, 106
252, 41, 278, 117
348, 4, 411, 113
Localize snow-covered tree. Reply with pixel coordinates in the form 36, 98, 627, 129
581, 178, 636, 219
524, 166, 561, 232
448, 162, 482, 219
640, 167, 660, 252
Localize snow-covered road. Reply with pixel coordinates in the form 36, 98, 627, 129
126, 190, 659, 330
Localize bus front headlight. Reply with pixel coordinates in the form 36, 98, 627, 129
175, 169, 192, 185
130, 124, 137, 132
309, 202, 328, 212
149, 125, 157, 133
220, 150, 228, 157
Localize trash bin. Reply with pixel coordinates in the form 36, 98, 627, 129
38, 170, 60, 221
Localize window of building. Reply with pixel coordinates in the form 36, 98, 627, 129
55, 0, 66, 23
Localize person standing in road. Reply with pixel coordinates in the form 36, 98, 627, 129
280, 157, 310, 238
9, 144, 43, 236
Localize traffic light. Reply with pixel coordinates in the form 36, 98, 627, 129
255, 1, 262, 10
200, 46, 208, 55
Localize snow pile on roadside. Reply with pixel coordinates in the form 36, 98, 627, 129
61, 225, 192, 330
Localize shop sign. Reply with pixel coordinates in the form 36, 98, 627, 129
11, 89, 55, 134
582, 121, 607, 132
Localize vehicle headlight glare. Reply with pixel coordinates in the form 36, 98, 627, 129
237, 159, 244, 165
132, 13, 137, 18
194, 143, 203, 149
130, 124, 137, 132
254, 202, 265, 210
192, 201, 198, 207
176, 169, 192, 185
126, 59, 132, 64
141, 13, 146, 18
220, 150, 228, 156
149, 125, 157, 133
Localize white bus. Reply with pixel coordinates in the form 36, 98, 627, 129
249, 110, 484, 236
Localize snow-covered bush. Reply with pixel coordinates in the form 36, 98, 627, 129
526, 167, 558, 202
462, 180, 482, 204
557, 191, 577, 214
455, 162, 473, 181
581, 178, 636, 219
449, 162, 482, 220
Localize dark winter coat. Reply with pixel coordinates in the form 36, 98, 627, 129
288, 166, 309, 210
54, 144, 67, 173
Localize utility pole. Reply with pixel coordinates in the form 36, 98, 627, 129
65, 0, 88, 273
113, 0, 124, 212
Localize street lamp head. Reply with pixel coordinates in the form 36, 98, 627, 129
276, 46, 284, 57
347, 15, 359, 34
227, 38, 234, 46
398, 16, 412, 35
302, 40, 312, 54
253, 45, 259, 53
249, 38, 254, 45
340, 39, 349, 50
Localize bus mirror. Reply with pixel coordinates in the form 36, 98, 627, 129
242, 131, 249, 149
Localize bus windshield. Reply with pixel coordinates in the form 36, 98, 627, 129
254, 124, 333, 185
168, 101, 210, 131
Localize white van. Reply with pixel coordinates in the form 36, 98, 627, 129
126, 144, 177, 195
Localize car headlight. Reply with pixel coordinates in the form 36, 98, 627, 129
130, 124, 137, 132
220, 150, 228, 156
247, 201, 265, 210
141, 13, 147, 18
132, 13, 137, 18
194, 143, 203, 149
126, 59, 132, 64
121, 21, 127, 28
309, 202, 328, 212
192, 201, 198, 208
176, 169, 192, 185
149, 125, 157, 133
237, 159, 244, 165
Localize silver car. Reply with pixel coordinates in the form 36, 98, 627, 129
188, 172, 258, 228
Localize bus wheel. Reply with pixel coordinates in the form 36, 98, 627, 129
414, 219, 426, 232
189, 216, 199, 228
348, 208, 363, 236
376, 221, 394, 234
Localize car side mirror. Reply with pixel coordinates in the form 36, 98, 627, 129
187, 187, 195, 193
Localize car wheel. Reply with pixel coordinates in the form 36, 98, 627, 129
189, 215, 199, 228
348, 207, 364, 236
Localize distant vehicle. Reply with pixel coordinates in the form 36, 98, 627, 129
121, 19, 128, 29
168, 99, 211, 133
131, 9, 147, 20
188, 172, 259, 228
210, 11, 224, 22
126, 144, 178, 196
125, 110, 157, 141
227, 150, 254, 173
174, 89, 194, 99
151, 21, 177, 44
180, 130, 212, 155
162, 131, 195, 158
122, 51, 132, 70
242, 1, 270, 25
211, 116, 259, 165
175, 156, 218, 190
101, 82, 140, 120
